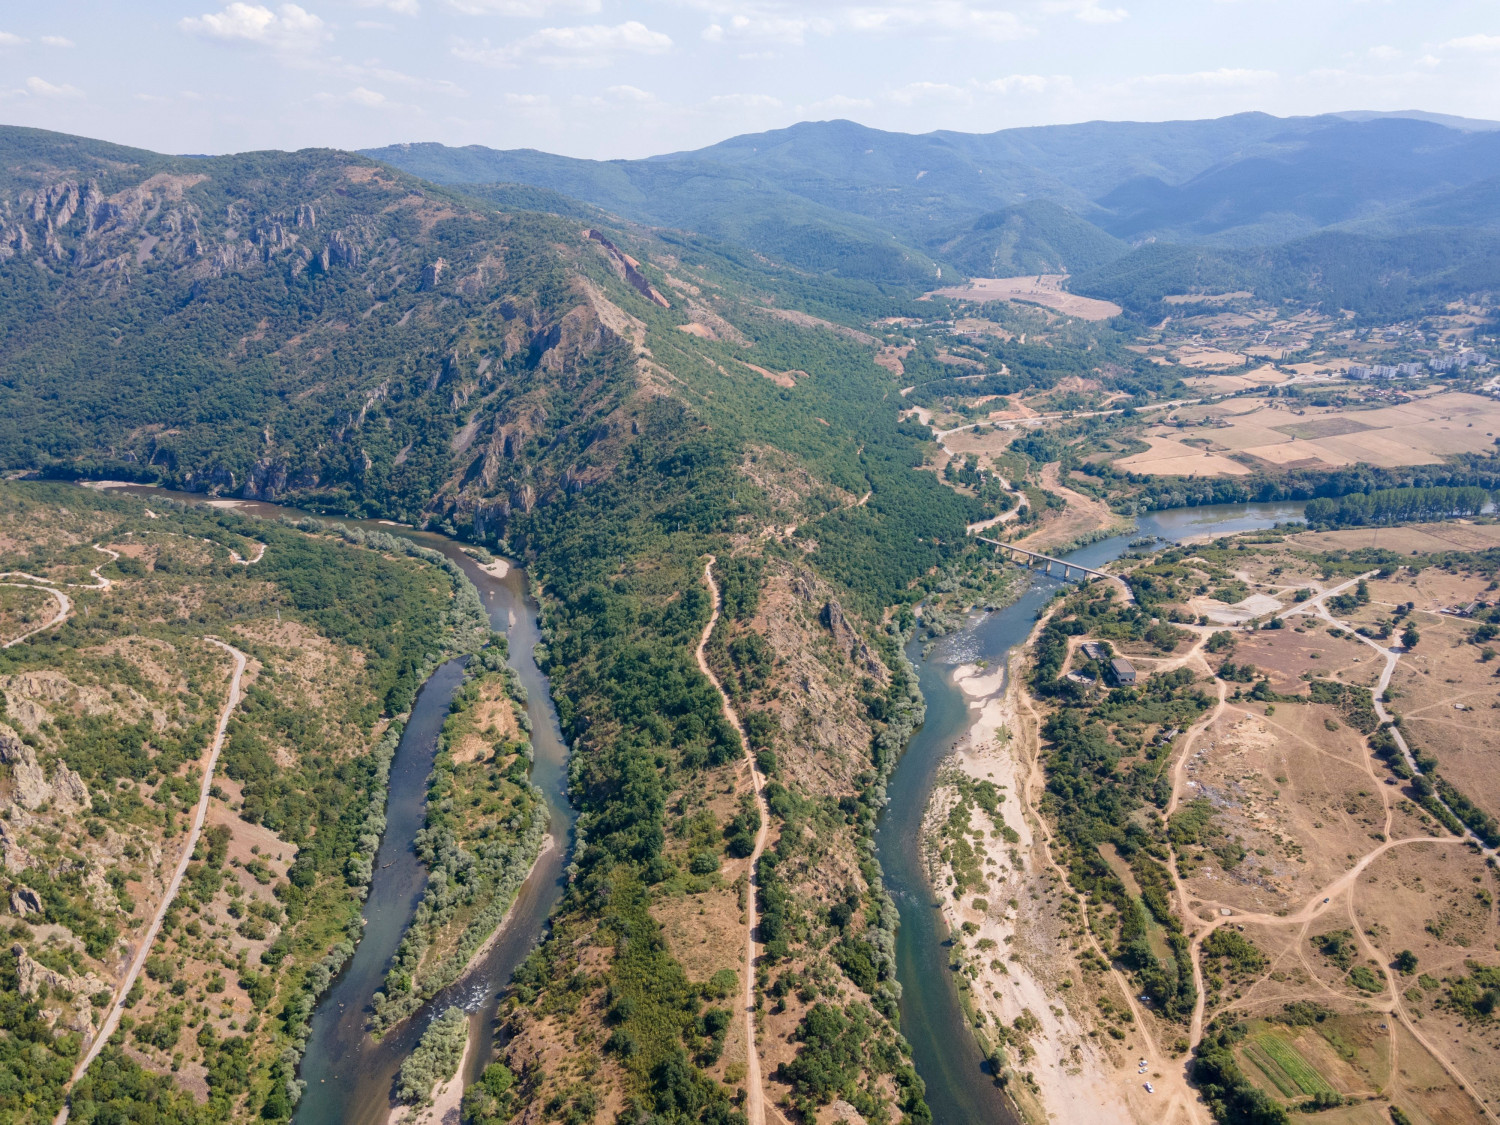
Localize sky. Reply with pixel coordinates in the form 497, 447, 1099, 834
1, 1, 1498, 159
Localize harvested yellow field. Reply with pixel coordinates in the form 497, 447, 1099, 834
1120, 392, 1500, 476
1186, 364, 1292, 394
1287, 520, 1500, 554
1174, 344, 1250, 368
1115, 436, 1252, 476
926, 274, 1122, 320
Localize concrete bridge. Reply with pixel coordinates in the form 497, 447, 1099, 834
977, 536, 1134, 601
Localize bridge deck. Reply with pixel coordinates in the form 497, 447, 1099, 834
976, 536, 1133, 600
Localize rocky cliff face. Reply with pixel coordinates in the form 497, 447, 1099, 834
0, 132, 665, 539
0, 721, 89, 813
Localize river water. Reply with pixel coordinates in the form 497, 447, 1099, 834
82, 487, 575, 1125
874, 501, 1303, 1125
83, 482, 1301, 1124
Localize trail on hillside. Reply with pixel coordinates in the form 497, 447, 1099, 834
0, 543, 125, 646
56, 638, 248, 1125
0, 580, 71, 647
696, 558, 769, 1125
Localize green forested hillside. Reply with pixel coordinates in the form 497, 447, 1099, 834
368, 142, 945, 287
1071, 228, 1500, 321
928, 200, 1127, 277
0, 125, 986, 1124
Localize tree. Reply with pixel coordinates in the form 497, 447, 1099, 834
1402, 623, 1420, 650
1394, 950, 1419, 974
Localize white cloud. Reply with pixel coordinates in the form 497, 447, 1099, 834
888, 80, 967, 105
355, 63, 466, 95
845, 2, 1032, 42
452, 21, 671, 67
41, 35, 75, 47
805, 93, 875, 114
702, 13, 833, 46
0, 32, 27, 46
1044, 0, 1127, 23
313, 84, 419, 109
1366, 44, 1400, 60
351, 0, 420, 13
1444, 33, 1500, 51
180, 4, 328, 52
979, 73, 1066, 94
605, 84, 655, 102
504, 91, 550, 105
446, 0, 601, 15
26, 76, 84, 98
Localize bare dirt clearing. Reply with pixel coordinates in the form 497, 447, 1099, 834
926, 275, 1123, 321
1288, 521, 1500, 556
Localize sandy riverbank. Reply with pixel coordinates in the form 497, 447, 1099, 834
388, 1022, 472, 1125
920, 654, 1147, 1124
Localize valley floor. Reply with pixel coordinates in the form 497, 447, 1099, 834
922, 513, 1500, 1125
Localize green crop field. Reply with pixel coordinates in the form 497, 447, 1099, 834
1247, 1033, 1337, 1098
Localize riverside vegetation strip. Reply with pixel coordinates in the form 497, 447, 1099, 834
371, 640, 548, 1037
922, 519, 1500, 1125
0, 482, 488, 1122
1, 119, 1498, 1125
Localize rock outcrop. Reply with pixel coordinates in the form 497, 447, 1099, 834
0, 722, 89, 812
9, 885, 42, 916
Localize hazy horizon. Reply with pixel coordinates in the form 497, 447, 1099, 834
1, 1, 1498, 160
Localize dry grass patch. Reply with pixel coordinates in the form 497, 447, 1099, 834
926, 274, 1122, 320
1228, 628, 1380, 694
1178, 706, 1385, 916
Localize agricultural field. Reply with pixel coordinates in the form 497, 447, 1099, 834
927, 274, 1123, 321
1116, 391, 1500, 476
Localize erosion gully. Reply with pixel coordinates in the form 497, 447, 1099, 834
86, 484, 1299, 1123
875, 501, 1302, 1125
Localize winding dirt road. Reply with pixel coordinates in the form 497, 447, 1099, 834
696, 558, 770, 1125
1, 580, 71, 648
55, 638, 248, 1125
1, 544, 119, 647
1153, 571, 1500, 1122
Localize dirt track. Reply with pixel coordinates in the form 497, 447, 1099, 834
56, 637, 249, 1125
1148, 572, 1500, 1123
697, 559, 770, 1125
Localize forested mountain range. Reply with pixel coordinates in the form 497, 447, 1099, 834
369, 111, 1500, 318
0, 109, 1496, 1124
0, 122, 986, 1122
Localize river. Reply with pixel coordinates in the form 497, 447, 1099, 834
84, 483, 1300, 1123
82, 486, 575, 1125
875, 500, 1303, 1125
